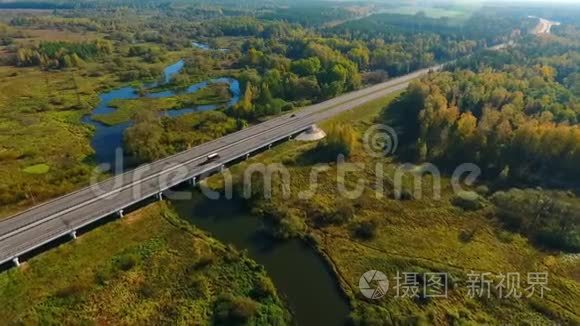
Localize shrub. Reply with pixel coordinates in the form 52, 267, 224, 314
318, 123, 358, 159
114, 252, 141, 271
332, 201, 356, 224
451, 191, 484, 211
351, 220, 378, 240
272, 214, 307, 239
491, 188, 580, 252
54, 284, 86, 300
213, 294, 260, 324
252, 275, 277, 299
459, 229, 477, 243
309, 201, 355, 227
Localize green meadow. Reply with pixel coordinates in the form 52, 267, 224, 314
0, 202, 290, 324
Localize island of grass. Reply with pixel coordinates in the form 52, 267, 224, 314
0, 203, 290, 324
91, 82, 232, 126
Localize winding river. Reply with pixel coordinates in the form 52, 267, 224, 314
82, 60, 241, 171
83, 56, 350, 325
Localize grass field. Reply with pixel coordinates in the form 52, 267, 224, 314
0, 202, 290, 324
0, 25, 226, 218
14, 29, 102, 43
203, 93, 580, 324
380, 5, 474, 19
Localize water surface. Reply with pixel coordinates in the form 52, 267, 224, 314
172, 195, 350, 326
83, 60, 240, 171
84, 60, 350, 325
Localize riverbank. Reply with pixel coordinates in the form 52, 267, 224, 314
199, 92, 580, 324
0, 202, 291, 324
172, 194, 351, 325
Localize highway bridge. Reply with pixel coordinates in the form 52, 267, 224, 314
0, 64, 442, 268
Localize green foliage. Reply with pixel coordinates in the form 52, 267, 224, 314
16, 39, 112, 69
124, 109, 239, 162
328, 9, 527, 75
263, 205, 307, 239
491, 188, 580, 252
318, 123, 358, 159
451, 191, 485, 211
124, 110, 168, 162
260, 5, 358, 27
291, 57, 321, 76
213, 294, 260, 324
228, 81, 288, 120
237, 37, 362, 103
127, 44, 166, 63
391, 64, 580, 185
351, 219, 378, 240
0, 203, 291, 324
307, 200, 356, 227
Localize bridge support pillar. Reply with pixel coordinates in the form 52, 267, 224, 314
268, 144, 272, 149
189, 177, 197, 186
12, 257, 20, 267
118, 209, 124, 218
245, 153, 250, 160
288, 135, 292, 140
70, 230, 77, 240
157, 192, 163, 201
220, 165, 225, 172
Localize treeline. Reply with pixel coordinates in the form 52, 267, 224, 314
324, 12, 528, 76
452, 34, 580, 95
0, 1, 75, 10
15, 39, 113, 69
10, 16, 100, 32
197, 17, 304, 39
392, 69, 580, 186
330, 11, 530, 44
260, 5, 358, 27
227, 37, 364, 119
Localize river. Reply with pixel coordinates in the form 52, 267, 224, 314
82, 60, 240, 171
82, 55, 350, 325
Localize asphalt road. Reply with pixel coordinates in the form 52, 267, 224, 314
0, 64, 442, 266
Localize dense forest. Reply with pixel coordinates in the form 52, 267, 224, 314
395, 32, 580, 179
387, 31, 580, 252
